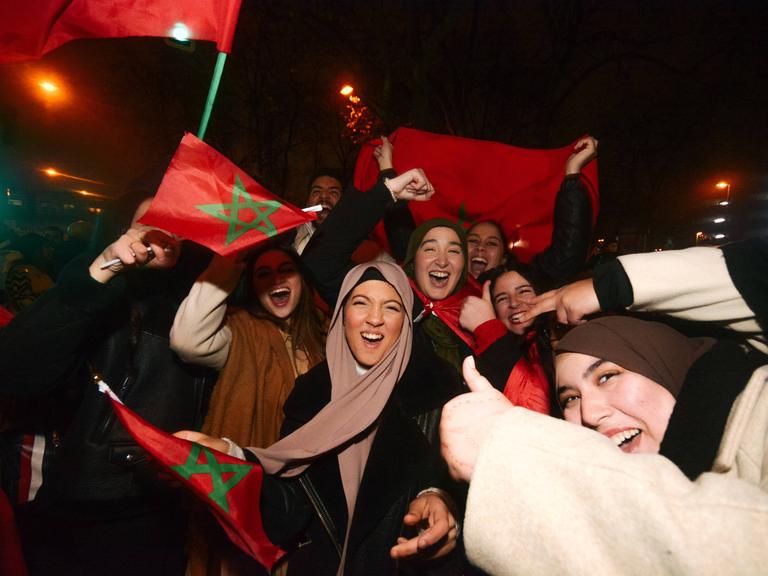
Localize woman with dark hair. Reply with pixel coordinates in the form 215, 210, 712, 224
171, 244, 326, 575
171, 244, 326, 450
177, 261, 462, 576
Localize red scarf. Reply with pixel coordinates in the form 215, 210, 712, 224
503, 331, 550, 414
409, 276, 481, 350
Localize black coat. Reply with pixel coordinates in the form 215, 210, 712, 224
257, 341, 463, 576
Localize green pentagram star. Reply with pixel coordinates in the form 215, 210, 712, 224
196, 174, 282, 245
171, 443, 252, 513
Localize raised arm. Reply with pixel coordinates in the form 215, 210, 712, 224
170, 254, 244, 370
302, 168, 434, 308
532, 136, 597, 287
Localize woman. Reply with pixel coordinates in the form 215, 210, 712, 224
171, 246, 326, 576
171, 245, 325, 450
178, 262, 462, 576
441, 315, 768, 575
459, 262, 554, 414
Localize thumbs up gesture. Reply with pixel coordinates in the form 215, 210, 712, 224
459, 280, 497, 332
440, 356, 514, 482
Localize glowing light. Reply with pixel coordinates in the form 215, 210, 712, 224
170, 23, 190, 42
718, 200, 730, 206
39, 80, 59, 93
715, 181, 730, 189
340, 85, 354, 96
44, 168, 59, 176
695, 231, 705, 238
713, 217, 725, 223
714, 233, 726, 240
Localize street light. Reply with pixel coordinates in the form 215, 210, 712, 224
38, 80, 59, 93
340, 85, 354, 97
41, 167, 105, 185
716, 181, 731, 205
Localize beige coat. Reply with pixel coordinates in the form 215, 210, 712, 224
465, 364, 768, 575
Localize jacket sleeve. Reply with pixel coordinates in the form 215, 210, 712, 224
474, 321, 524, 392
170, 258, 242, 370
302, 178, 395, 309
0, 255, 126, 395
610, 246, 765, 353
464, 405, 768, 576
532, 175, 593, 288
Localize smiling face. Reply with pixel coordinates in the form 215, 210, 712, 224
492, 270, 537, 335
413, 226, 465, 301
252, 250, 302, 320
467, 221, 506, 278
343, 280, 405, 368
555, 352, 677, 454
307, 175, 342, 225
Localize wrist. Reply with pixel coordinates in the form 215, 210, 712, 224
383, 177, 398, 202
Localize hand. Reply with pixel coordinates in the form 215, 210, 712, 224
459, 281, 496, 332
517, 278, 600, 325
373, 135, 394, 171
565, 136, 598, 175
386, 168, 435, 202
173, 430, 229, 454
390, 492, 458, 561
89, 225, 180, 283
440, 356, 513, 482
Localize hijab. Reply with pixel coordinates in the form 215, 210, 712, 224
555, 316, 716, 398
247, 261, 413, 573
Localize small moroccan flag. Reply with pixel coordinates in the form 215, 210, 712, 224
97, 381, 285, 571
354, 128, 600, 264
139, 133, 315, 256
0, 0, 242, 63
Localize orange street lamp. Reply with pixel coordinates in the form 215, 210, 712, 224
39, 80, 59, 93
340, 84, 354, 97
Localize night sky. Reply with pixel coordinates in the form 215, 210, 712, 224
1, 0, 766, 248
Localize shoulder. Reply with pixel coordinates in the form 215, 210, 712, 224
281, 361, 331, 436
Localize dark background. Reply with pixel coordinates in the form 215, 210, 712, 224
1, 0, 766, 250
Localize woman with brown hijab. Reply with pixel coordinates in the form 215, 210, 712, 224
178, 261, 462, 575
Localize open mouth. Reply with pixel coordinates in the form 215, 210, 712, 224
428, 270, 450, 289
610, 428, 641, 452
361, 331, 384, 347
469, 256, 488, 277
269, 287, 291, 307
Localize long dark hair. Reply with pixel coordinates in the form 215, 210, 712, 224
242, 245, 326, 365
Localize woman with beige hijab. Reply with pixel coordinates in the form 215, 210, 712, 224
177, 261, 462, 575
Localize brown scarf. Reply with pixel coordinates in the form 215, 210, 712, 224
247, 261, 413, 574
556, 316, 716, 398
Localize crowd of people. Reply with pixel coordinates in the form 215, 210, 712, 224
0, 134, 765, 576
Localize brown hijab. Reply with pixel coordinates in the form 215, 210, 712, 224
247, 261, 413, 572
556, 316, 716, 398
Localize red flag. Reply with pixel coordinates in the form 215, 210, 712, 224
139, 133, 315, 256
97, 382, 285, 571
354, 128, 599, 264
0, 0, 242, 63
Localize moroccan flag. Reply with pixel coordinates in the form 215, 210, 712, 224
354, 127, 600, 264
0, 0, 242, 63
97, 381, 285, 571
139, 132, 315, 256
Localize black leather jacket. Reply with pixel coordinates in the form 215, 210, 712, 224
0, 253, 215, 502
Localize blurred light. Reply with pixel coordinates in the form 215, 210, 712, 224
714, 233, 726, 240
44, 167, 59, 176
170, 23, 190, 42
718, 200, 730, 206
713, 217, 726, 223
340, 85, 354, 96
39, 80, 59, 93
695, 231, 705, 237
5, 188, 10, 197
715, 181, 730, 189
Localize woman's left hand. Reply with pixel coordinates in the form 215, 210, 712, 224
390, 492, 458, 561
173, 430, 229, 454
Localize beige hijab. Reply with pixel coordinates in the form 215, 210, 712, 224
247, 261, 413, 573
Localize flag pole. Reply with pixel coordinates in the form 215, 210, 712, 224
197, 51, 228, 140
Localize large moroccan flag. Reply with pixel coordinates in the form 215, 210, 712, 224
354, 128, 600, 264
0, 0, 242, 63
139, 132, 315, 256
97, 381, 285, 571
